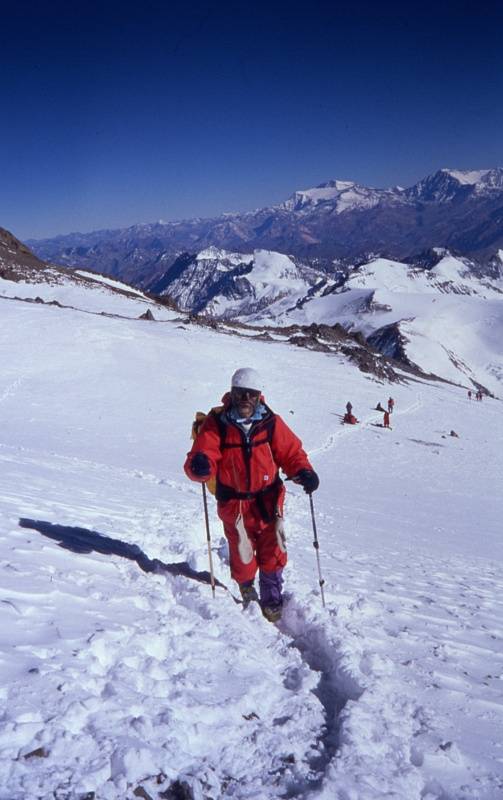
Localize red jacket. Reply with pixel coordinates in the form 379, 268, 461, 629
184, 395, 312, 497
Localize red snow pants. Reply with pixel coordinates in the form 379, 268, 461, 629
217, 495, 287, 584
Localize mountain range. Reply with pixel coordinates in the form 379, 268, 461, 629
147, 244, 503, 395
4, 225, 503, 395
28, 168, 503, 290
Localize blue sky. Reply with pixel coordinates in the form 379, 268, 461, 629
1, 0, 503, 239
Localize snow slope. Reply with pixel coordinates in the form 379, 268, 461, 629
247, 256, 503, 395
0, 269, 178, 320
1, 291, 503, 800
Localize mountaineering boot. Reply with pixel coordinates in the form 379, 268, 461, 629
261, 604, 282, 623
239, 581, 259, 607
259, 568, 284, 623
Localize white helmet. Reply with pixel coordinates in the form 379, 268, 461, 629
231, 367, 262, 392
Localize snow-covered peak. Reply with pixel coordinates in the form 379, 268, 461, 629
250, 249, 304, 285
442, 168, 491, 185
345, 258, 419, 293
407, 168, 503, 203
196, 245, 252, 264
195, 246, 252, 267
343, 254, 500, 298
159, 247, 327, 320
281, 179, 389, 214
429, 254, 469, 281
282, 181, 354, 210
442, 168, 503, 194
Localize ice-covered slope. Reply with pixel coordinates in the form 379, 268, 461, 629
0, 290, 502, 799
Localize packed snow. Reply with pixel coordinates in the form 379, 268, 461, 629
1, 287, 503, 800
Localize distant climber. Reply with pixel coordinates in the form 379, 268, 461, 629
387, 397, 395, 413
343, 412, 359, 424
346, 401, 353, 415
383, 410, 391, 429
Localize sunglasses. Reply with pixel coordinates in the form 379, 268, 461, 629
231, 387, 260, 400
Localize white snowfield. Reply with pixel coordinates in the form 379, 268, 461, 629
0, 272, 178, 321
1, 290, 503, 800
248, 255, 503, 395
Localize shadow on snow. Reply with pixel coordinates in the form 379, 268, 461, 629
18, 517, 228, 591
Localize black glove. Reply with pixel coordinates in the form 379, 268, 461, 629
190, 452, 211, 477
293, 469, 319, 494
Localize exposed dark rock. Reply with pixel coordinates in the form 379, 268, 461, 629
133, 786, 154, 800
368, 322, 413, 364
160, 779, 194, 799
23, 746, 49, 759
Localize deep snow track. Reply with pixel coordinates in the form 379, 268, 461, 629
277, 600, 362, 795
274, 592, 428, 799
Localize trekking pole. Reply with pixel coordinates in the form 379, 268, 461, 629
202, 483, 216, 599
309, 493, 326, 608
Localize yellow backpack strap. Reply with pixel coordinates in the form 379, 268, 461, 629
191, 406, 224, 441
192, 411, 208, 441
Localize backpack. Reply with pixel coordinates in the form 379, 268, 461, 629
191, 407, 224, 495
191, 404, 277, 499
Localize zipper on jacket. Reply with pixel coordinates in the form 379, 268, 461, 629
225, 412, 274, 493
